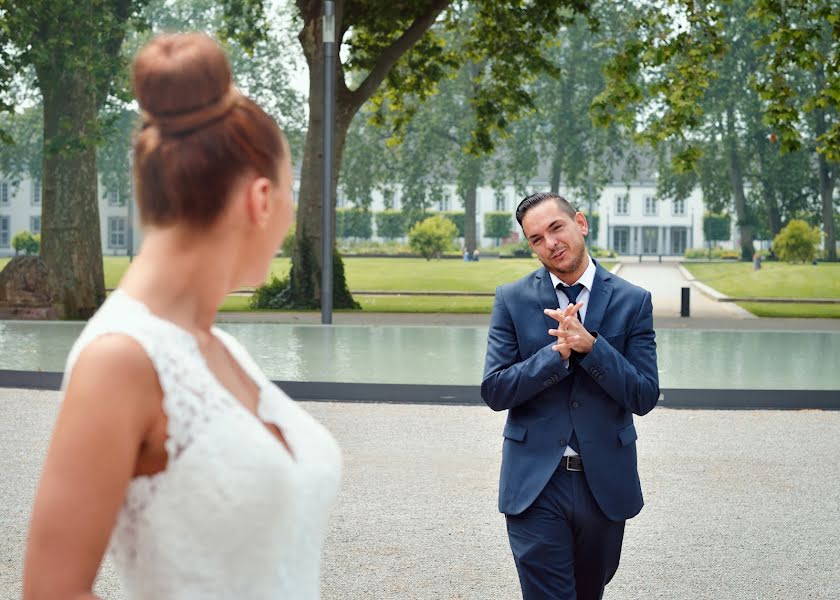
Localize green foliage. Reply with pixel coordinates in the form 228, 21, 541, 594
773, 220, 823, 263
375, 210, 407, 240
408, 214, 459, 260
12, 231, 40, 256
336, 208, 373, 240
483, 212, 514, 241
281, 227, 295, 257
249, 275, 291, 309
703, 213, 732, 243
684, 247, 742, 260
442, 211, 465, 237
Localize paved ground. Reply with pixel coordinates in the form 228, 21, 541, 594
3, 389, 838, 599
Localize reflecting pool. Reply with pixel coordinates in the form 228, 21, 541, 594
0, 321, 837, 390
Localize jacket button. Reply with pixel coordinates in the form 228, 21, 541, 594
559, 438, 567, 446
572, 401, 579, 408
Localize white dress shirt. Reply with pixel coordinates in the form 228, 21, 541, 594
549, 256, 596, 457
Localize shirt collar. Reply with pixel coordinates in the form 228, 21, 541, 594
549, 255, 596, 292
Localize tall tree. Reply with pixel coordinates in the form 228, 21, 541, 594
751, 0, 839, 260
0, 0, 147, 317
278, 0, 593, 309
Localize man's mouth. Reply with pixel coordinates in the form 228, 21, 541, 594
551, 248, 567, 260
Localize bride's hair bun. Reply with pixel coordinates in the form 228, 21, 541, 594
131, 32, 286, 227
133, 32, 232, 123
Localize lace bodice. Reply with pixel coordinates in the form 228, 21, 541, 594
62, 289, 342, 599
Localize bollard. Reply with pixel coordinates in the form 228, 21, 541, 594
680, 287, 690, 317
658, 254, 662, 263
639, 254, 642, 263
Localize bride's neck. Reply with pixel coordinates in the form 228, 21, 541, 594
119, 226, 239, 334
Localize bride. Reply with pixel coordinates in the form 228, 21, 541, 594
23, 32, 341, 599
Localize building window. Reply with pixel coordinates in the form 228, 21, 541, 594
107, 189, 120, 206
495, 191, 506, 212
0, 181, 8, 206
31, 180, 41, 205
0, 216, 9, 247
615, 194, 629, 216
644, 196, 657, 216
673, 198, 686, 216
439, 191, 450, 212
108, 217, 126, 249
30, 216, 41, 235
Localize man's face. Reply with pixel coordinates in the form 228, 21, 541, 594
521, 199, 589, 278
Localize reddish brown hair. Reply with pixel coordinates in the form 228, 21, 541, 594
132, 32, 286, 227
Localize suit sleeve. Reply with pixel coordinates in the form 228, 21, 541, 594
481, 286, 572, 412
578, 290, 659, 415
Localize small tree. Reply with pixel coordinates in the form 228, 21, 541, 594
442, 211, 465, 238
12, 231, 40, 256
408, 215, 458, 260
773, 220, 822, 263
484, 212, 514, 246
703, 213, 732, 259
336, 208, 373, 240
375, 210, 407, 240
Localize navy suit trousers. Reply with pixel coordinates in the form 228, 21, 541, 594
505, 462, 625, 600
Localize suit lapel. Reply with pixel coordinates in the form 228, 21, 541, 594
536, 267, 562, 334
584, 263, 614, 333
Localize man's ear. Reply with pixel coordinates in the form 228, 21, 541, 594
245, 177, 272, 228
575, 211, 589, 236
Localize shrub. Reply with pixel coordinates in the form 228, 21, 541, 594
773, 219, 822, 263
12, 231, 39, 256
250, 275, 291, 309
336, 208, 373, 239
484, 211, 514, 242
499, 240, 533, 258
375, 210, 407, 239
408, 214, 459, 260
442, 211, 465, 237
281, 227, 295, 257
703, 213, 731, 244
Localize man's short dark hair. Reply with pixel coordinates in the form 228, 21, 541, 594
515, 192, 577, 227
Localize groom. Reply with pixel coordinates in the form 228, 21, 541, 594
482, 192, 659, 600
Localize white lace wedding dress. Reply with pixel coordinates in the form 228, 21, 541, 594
62, 289, 342, 599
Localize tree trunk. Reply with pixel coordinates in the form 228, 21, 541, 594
39, 69, 105, 318
549, 140, 563, 195
813, 86, 837, 261
725, 105, 753, 261
290, 17, 357, 309
463, 183, 477, 253
817, 152, 837, 261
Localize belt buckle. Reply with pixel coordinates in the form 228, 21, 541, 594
565, 456, 582, 472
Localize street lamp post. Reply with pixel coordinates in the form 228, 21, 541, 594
321, 1, 335, 325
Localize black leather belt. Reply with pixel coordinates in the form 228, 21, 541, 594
560, 455, 583, 472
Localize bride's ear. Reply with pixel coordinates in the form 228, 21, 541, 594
244, 176, 272, 228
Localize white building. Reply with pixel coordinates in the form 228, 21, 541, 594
2, 170, 709, 258
342, 176, 706, 255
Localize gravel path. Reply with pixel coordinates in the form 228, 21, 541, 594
2, 389, 838, 599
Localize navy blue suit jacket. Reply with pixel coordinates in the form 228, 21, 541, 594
481, 261, 659, 521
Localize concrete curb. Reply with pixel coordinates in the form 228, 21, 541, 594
677, 264, 728, 301
2, 370, 836, 410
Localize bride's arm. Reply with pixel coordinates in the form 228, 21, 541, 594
23, 335, 162, 600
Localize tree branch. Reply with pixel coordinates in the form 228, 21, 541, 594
348, 0, 449, 111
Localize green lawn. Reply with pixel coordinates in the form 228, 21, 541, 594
737, 302, 840, 318
683, 262, 840, 298
684, 262, 840, 318
105, 256, 599, 292
7, 256, 614, 314
0, 257, 8, 271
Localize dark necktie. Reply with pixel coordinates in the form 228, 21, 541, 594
557, 283, 585, 322
556, 282, 584, 453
